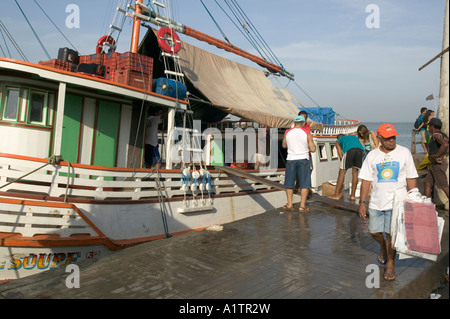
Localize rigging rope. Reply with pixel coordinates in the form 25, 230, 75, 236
0, 28, 11, 58
33, 0, 78, 52
229, 0, 282, 66
14, 0, 51, 60
292, 80, 323, 109
222, 0, 267, 61
0, 19, 28, 61
200, 0, 231, 44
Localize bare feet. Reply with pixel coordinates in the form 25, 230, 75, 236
327, 194, 343, 200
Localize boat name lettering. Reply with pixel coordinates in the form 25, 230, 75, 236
0, 252, 81, 271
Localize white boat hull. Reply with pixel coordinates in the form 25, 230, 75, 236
0, 153, 288, 280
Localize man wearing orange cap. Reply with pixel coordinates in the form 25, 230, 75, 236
358, 123, 418, 281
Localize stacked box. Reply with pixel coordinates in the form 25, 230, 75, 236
79, 53, 103, 65
103, 52, 119, 81
117, 52, 153, 73
38, 59, 75, 72
77, 52, 153, 88
114, 69, 152, 91
111, 52, 153, 90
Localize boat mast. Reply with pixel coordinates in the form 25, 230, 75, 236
131, 0, 143, 53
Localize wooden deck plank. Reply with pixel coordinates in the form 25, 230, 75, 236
216, 166, 359, 212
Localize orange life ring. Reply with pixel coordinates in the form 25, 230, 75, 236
157, 27, 181, 54
96, 35, 116, 54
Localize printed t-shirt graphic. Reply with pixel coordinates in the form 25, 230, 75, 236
376, 161, 400, 182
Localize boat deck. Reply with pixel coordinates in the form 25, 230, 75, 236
0, 199, 447, 300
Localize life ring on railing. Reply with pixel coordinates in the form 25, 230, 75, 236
157, 27, 181, 54
96, 35, 116, 54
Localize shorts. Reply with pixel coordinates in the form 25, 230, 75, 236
339, 148, 364, 170
420, 130, 427, 144
145, 144, 161, 167
284, 159, 311, 189
424, 159, 448, 189
368, 208, 392, 234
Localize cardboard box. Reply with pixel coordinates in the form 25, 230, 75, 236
321, 181, 343, 197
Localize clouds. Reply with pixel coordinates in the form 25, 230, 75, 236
263, 0, 445, 121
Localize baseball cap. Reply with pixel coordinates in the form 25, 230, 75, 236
294, 115, 306, 122
377, 123, 399, 138
429, 118, 442, 127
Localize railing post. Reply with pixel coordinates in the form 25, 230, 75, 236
411, 129, 416, 154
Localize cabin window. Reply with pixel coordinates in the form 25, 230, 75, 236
0, 85, 52, 128
330, 143, 339, 160
2, 87, 20, 121
318, 143, 328, 161
28, 91, 46, 124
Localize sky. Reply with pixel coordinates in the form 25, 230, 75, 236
0, 0, 447, 122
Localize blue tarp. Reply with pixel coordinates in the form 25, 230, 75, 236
298, 107, 335, 125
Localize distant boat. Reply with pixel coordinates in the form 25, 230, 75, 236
0, 0, 360, 280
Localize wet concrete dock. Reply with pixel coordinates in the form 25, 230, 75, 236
0, 199, 448, 300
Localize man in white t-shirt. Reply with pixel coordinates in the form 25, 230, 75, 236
358, 123, 418, 281
282, 115, 316, 212
145, 107, 167, 169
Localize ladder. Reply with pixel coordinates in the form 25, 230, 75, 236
172, 109, 203, 166
106, 0, 134, 51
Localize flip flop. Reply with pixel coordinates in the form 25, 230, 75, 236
384, 271, 396, 281
299, 206, 310, 213
377, 254, 387, 265
282, 204, 295, 211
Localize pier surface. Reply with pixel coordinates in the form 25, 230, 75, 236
0, 200, 448, 299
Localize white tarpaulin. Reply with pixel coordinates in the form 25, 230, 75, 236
177, 41, 304, 128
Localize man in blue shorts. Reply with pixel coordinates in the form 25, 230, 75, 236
282, 115, 316, 212
328, 133, 365, 200
358, 123, 418, 281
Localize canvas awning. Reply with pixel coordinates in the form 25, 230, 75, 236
176, 41, 303, 128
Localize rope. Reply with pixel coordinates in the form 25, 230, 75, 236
0, 19, 28, 61
64, 161, 71, 203
34, 0, 78, 51
0, 28, 11, 58
14, 0, 51, 60
155, 168, 172, 238
292, 80, 323, 109
0, 155, 63, 190
201, 0, 231, 44
233, 0, 282, 66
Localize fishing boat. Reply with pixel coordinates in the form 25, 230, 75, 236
0, 0, 360, 280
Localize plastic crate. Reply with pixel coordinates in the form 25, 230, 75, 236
79, 53, 103, 65
114, 69, 153, 91
117, 52, 153, 72
103, 52, 119, 69
103, 52, 119, 81
38, 59, 75, 72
